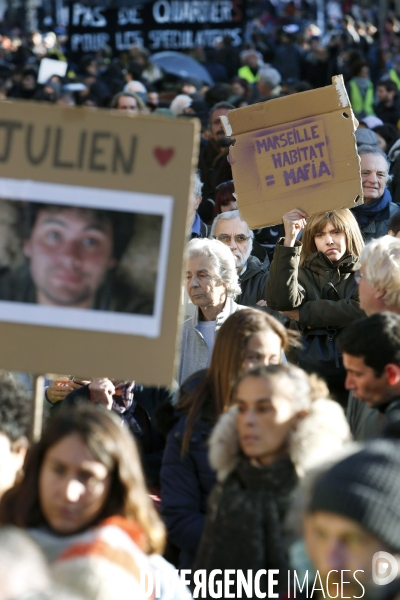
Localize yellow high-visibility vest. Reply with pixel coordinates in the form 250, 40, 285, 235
349, 79, 375, 116
238, 65, 260, 83
389, 68, 400, 90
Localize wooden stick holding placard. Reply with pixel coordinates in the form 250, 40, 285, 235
30, 374, 45, 443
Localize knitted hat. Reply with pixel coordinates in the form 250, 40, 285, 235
309, 439, 400, 552
355, 128, 379, 146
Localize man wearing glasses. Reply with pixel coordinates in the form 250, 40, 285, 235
210, 210, 270, 307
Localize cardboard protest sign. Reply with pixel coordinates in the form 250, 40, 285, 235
0, 100, 199, 386
67, 0, 247, 58
220, 75, 363, 228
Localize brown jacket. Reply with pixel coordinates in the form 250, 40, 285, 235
266, 240, 365, 329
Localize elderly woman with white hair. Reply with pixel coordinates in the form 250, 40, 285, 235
178, 237, 245, 385
159, 240, 244, 569
356, 234, 400, 317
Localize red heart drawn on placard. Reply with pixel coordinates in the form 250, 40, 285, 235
153, 147, 175, 166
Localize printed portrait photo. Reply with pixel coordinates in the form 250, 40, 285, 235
0, 178, 173, 337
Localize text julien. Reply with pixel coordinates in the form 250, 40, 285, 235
0, 120, 138, 174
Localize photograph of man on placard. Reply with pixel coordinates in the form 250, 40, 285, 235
0, 180, 172, 338
0, 202, 155, 314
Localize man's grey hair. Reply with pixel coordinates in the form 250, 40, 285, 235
209, 101, 235, 123
193, 170, 203, 198
258, 67, 281, 90
240, 49, 263, 65
210, 209, 254, 240
185, 237, 241, 298
358, 144, 393, 183
359, 235, 400, 309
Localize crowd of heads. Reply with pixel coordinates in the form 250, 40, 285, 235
3, 5, 400, 600
2, 2, 400, 130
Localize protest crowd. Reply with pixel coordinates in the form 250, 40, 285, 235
3, 0, 400, 599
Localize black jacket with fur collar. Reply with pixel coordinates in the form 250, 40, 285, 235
194, 401, 351, 597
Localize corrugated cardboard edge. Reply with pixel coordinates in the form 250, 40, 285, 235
332, 75, 349, 108
220, 75, 353, 137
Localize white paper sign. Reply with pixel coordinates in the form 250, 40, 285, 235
38, 58, 68, 84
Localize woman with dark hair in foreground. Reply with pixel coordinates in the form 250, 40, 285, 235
0, 404, 189, 600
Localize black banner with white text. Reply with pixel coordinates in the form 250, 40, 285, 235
67, 0, 247, 60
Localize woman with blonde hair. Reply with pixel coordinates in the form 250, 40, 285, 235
266, 208, 365, 397
160, 308, 298, 568
110, 90, 147, 113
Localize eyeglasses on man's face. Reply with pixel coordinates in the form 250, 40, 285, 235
214, 234, 251, 245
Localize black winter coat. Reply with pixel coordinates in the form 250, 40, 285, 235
347, 394, 400, 441
266, 240, 363, 329
195, 456, 297, 598
237, 255, 270, 307
159, 371, 217, 569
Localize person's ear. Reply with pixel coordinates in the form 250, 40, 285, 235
375, 287, 386, 300
384, 364, 400, 386
10, 436, 29, 470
